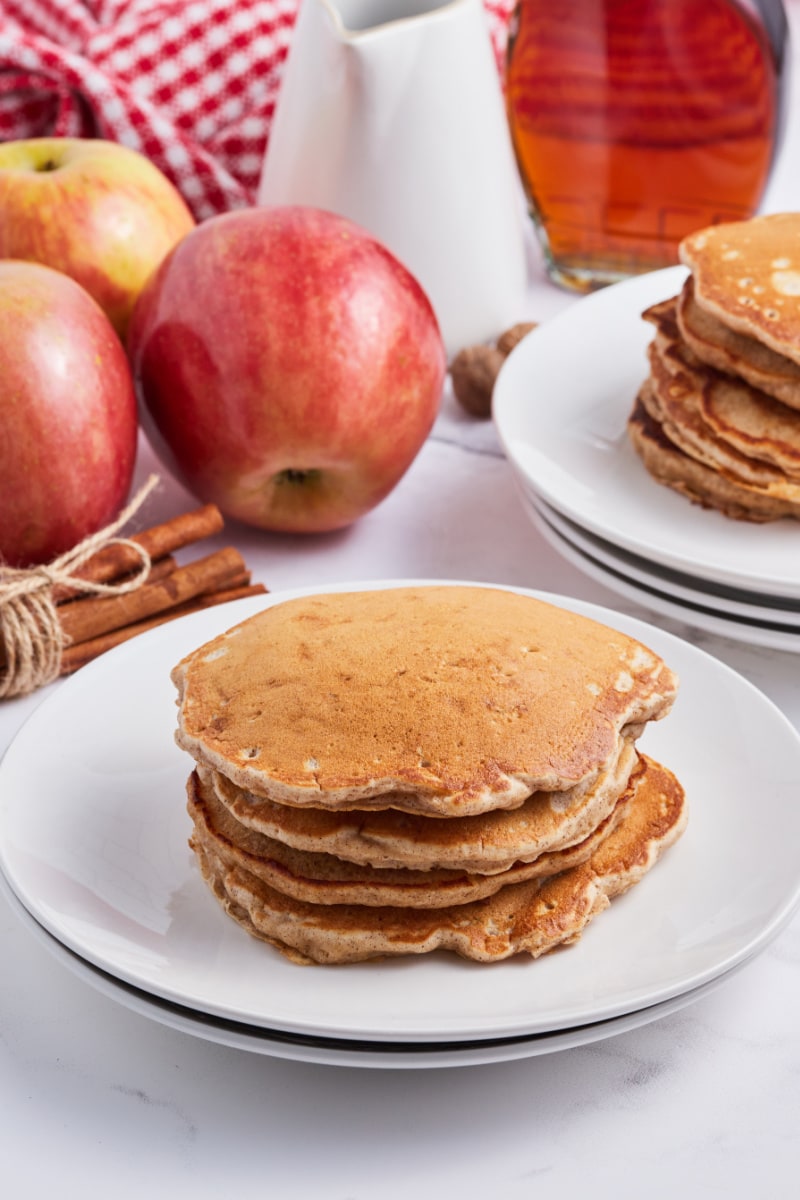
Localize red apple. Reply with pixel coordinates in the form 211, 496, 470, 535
127, 206, 446, 533
0, 138, 195, 343
0, 261, 138, 567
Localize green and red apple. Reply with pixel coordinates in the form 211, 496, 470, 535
0, 137, 195, 343
128, 206, 446, 533
0, 261, 138, 567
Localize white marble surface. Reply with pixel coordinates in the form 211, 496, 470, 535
3, 8, 800, 1196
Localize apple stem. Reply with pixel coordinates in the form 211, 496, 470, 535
275, 468, 321, 486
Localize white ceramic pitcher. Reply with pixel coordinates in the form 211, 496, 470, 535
257, 0, 529, 357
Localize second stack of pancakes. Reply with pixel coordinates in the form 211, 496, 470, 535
172, 586, 687, 965
629, 211, 800, 521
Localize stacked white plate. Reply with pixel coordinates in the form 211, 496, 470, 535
493, 266, 800, 652
2, 583, 800, 1069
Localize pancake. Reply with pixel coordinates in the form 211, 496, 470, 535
679, 213, 800, 366
628, 388, 800, 522
641, 296, 800, 486
650, 293, 800, 480
186, 762, 635, 908
645, 338, 800, 497
206, 737, 639, 874
190, 754, 687, 964
172, 586, 678, 818
677, 275, 800, 411
699, 374, 800, 481
643, 295, 688, 346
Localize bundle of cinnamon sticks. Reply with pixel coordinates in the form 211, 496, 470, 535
15, 504, 266, 678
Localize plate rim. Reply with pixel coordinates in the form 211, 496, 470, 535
533, 494, 800, 622
523, 499, 800, 652
0, 866, 759, 1069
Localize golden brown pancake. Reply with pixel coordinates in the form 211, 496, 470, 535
677, 275, 800, 411
645, 339, 800, 497
190, 755, 687, 964
172, 587, 678, 817
634, 290, 800, 518
187, 762, 636, 908
680, 213, 800, 365
204, 737, 638, 873
700, 375, 800, 481
648, 294, 800, 480
643, 295, 688, 346
628, 388, 800, 522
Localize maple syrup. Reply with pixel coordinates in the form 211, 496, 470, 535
506, 0, 783, 291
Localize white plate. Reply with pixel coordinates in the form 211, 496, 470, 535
532, 494, 800, 625
2, 581, 800, 1043
523, 496, 800, 653
0, 868, 757, 1070
493, 266, 800, 600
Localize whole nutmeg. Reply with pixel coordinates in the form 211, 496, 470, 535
450, 321, 538, 418
496, 321, 537, 357
450, 344, 507, 418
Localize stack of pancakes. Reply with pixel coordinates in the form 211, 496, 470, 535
172, 586, 687, 965
628, 212, 800, 521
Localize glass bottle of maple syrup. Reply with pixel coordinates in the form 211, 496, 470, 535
505, 0, 787, 292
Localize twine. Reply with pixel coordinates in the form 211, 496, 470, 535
0, 475, 160, 700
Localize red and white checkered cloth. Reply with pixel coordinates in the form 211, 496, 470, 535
0, 0, 515, 221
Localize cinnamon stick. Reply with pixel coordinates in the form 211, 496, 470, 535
52, 504, 224, 602
53, 556, 183, 635
136, 554, 178, 587
59, 582, 268, 674
59, 546, 248, 646
187, 581, 265, 610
